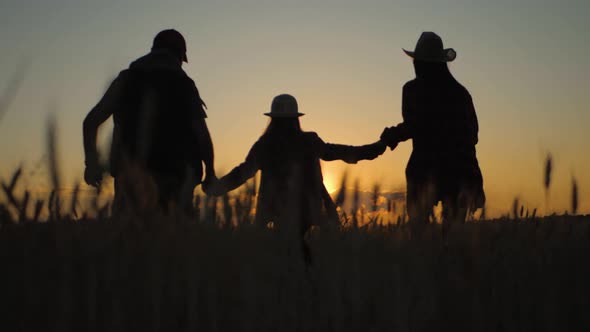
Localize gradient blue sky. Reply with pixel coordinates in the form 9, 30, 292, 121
1, 0, 589, 215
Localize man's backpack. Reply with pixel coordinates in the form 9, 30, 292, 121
111, 68, 205, 176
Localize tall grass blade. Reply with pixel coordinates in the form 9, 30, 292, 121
0, 60, 28, 124
512, 198, 519, 220
33, 199, 44, 222
8, 167, 22, 194
544, 154, 552, 190
371, 183, 380, 213
70, 182, 80, 219
544, 153, 552, 214
572, 177, 578, 215
334, 172, 348, 207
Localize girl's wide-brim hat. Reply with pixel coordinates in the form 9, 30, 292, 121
403, 32, 457, 62
264, 94, 305, 117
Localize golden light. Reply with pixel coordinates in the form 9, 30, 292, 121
323, 173, 338, 194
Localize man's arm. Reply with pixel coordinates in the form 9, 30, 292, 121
193, 117, 215, 180
185, 79, 215, 182
82, 76, 123, 185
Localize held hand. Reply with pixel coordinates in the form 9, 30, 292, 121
202, 174, 224, 196
363, 141, 387, 161
385, 141, 398, 151
380, 126, 395, 142
201, 174, 215, 193
375, 140, 387, 156
84, 163, 103, 187
380, 126, 399, 151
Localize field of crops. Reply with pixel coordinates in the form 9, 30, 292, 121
1, 171, 589, 332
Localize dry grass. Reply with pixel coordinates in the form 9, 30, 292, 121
1, 172, 589, 332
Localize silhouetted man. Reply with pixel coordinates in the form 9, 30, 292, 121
83, 29, 215, 213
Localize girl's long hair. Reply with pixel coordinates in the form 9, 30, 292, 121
262, 117, 302, 140
259, 117, 304, 169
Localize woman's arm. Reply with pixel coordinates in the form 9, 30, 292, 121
380, 83, 414, 149
466, 93, 479, 146
397, 83, 415, 141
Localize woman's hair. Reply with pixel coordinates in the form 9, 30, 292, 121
413, 60, 455, 81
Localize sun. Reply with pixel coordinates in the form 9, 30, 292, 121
323, 174, 338, 194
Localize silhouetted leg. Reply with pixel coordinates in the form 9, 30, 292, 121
112, 168, 158, 215
322, 188, 341, 230
407, 180, 436, 237
275, 222, 311, 268
441, 199, 453, 241
299, 214, 313, 266
154, 175, 173, 213
111, 175, 144, 216
442, 195, 468, 241
112, 177, 125, 216
177, 167, 199, 217
301, 237, 312, 266
406, 181, 423, 220
153, 170, 198, 216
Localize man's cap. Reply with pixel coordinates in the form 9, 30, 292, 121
264, 94, 305, 117
152, 29, 188, 63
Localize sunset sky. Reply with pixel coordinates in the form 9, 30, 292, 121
1, 0, 588, 216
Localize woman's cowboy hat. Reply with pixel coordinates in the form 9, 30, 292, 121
403, 32, 456, 62
264, 94, 305, 117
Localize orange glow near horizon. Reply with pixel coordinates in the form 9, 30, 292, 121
322, 172, 338, 194
1, 1, 589, 217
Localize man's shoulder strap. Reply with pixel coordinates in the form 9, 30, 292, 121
116, 67, 208, 117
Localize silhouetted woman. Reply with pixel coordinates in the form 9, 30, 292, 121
205, 94, 386, 262
382, 32, 485, 232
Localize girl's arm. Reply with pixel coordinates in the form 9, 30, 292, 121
205, 141, 261, 196
310, 133, 386, 164
322, 141, 386, 164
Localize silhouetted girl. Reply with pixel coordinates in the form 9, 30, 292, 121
206, 94, 386, 262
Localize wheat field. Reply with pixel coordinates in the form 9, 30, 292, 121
1, 167, 589, 332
